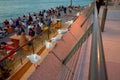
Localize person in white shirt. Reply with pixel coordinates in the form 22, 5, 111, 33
27, 23, 33, 34
96, 0, 103, 14
38, 21, 43, 30
43, 10, 48, 19
9, 18, 13, 26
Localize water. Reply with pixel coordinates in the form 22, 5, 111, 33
0, 0, 93, 22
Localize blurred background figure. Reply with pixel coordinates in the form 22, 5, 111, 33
96, 0, 103, 14
114, 0, 120, 7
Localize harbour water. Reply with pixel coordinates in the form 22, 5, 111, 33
0, 0, 92, 22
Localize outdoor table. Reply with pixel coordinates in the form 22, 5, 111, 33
9, 34, 31, 48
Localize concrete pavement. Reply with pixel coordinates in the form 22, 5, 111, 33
27, 8, 87, 80
100, 5, 120, 80
25, 4, 120, 80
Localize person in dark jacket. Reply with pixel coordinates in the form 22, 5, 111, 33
36, 24, 42, 35
96, 0, 103, 14
29, 28, 35, 37
17, 25, 25, 35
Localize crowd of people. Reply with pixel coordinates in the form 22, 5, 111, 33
0, 5, 82, 59
0, 5, 82, 38
0, 5, 84, 80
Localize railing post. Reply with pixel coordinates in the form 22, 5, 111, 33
47, 27, 50, 39
20, 58, 23, 65
31, 42, 35, 54
62, 24, 93, 65
101, 0, 108, 32
89, 2, 107, 80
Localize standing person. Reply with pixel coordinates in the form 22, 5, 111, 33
63, 7, 67, 15
22, 15, 27, 28
96, 0, 103, 14
114, 0, 120, 7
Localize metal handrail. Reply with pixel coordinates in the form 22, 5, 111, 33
57, 4, 94, 79
62, 1, 108, 80
81, 3, 94, 27
62, 23, 93, 64
88, 2, 107, 80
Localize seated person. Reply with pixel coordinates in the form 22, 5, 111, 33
36, 24, 42, 35
0, 28, 7, 37
4, 19, 10, 28
29, 28, 35, 38
16, 26, 25, 35
0, 42, 16, 60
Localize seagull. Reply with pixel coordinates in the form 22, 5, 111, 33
57, 28, 69, 34
65, 20, 73, 26
27, 54, 41, 64
51, 34, 63, 42
45, 40, 53, 49
76, 12, 80, 16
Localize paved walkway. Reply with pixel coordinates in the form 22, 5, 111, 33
0, 6, 84, 80
23, 4, 120, 80
13, 6, 87, 80
27, 8, 88, 80
100, 5, 120, 80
